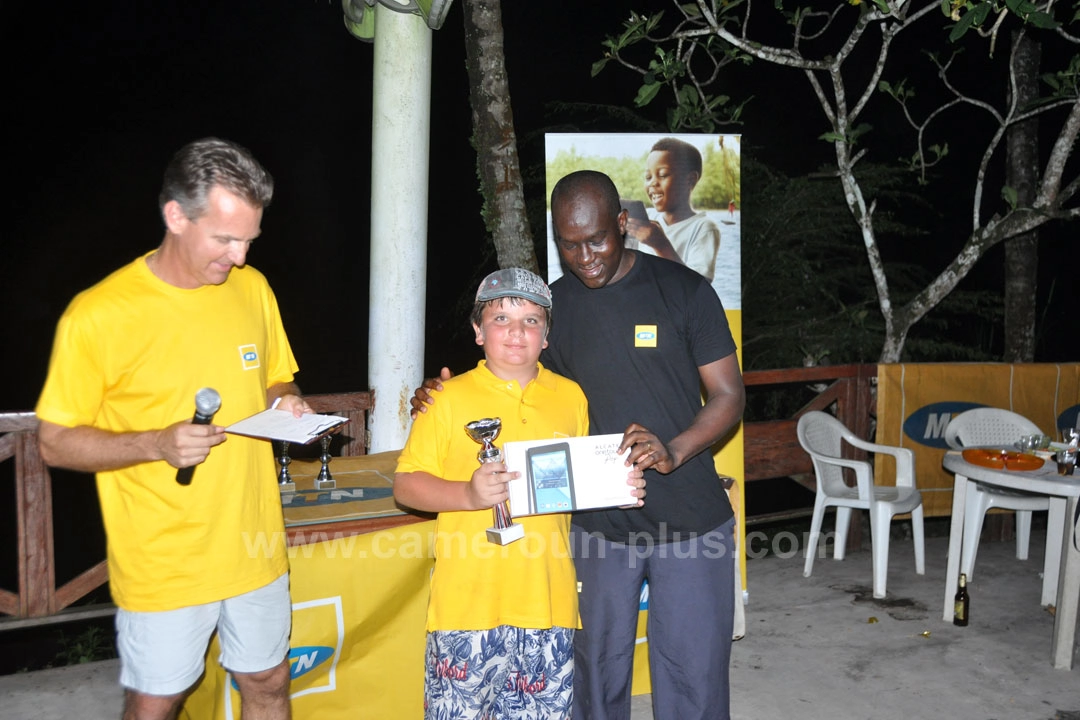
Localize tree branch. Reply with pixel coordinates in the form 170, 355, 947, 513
1037, 95, 1080, 207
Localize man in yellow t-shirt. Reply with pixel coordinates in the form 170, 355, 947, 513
395, 268, 644, 720
35, 138, 309, 720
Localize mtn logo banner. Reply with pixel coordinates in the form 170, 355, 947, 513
902, 401, 986, 449
876, 363, 1080, 518
218, 596, 345, 720
227, 643, 336, 693
286, 597, 344, 701
289, 645, 334, 682
183, 522, 437, 719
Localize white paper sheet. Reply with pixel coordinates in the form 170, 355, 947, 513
225, 409, 349, 444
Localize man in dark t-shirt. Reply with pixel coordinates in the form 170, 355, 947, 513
543, 228, 737, 544
547, 170, 744, 720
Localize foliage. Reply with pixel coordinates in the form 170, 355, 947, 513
54, 624, 116, 666
944, 0, 1070, 44
594, 0, 1080, 362
739, 157, 883, 371
593, 9, 755, 132
739, 155, 1003, 372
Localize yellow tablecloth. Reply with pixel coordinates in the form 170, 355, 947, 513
183, 451, 434, 719
182, 449, 659, 718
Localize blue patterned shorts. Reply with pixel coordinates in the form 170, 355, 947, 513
424, 625, 574, 720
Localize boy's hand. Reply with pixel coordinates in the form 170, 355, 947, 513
619, 465, 646, 509
466, 461, 517, 510
409, 367, 454, 419
625, 218, 678, 260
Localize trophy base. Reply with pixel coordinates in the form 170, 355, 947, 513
314, 478, 337, 490
278, 481, 296, 493
486, 523, 525, 545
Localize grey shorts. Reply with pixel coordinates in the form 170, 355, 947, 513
116, 573, 291, 696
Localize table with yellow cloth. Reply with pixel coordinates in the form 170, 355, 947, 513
181, 449, 659, 718
182, 451, 435, 719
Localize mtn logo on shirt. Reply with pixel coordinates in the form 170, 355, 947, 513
238, 344, 260, 370
634, 325, 657, 348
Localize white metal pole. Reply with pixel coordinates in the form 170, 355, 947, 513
368, 8, 431, 452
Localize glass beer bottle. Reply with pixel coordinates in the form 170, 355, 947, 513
953, 573, 969, 627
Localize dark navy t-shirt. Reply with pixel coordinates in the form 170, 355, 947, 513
541, 252, 738, 543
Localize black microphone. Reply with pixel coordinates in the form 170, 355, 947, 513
176, 387, 222, 486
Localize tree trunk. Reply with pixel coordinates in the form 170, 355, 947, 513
1003, 31, 1041, 363
461, 0, 537, 272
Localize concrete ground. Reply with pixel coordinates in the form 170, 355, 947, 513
2, 528, 1077, 720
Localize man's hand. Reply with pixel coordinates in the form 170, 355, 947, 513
267, 383, 312, 417
273, 393, 312, 417
38, 418, 224, 474
155, 418, 227, 469
619, 355, 745, 478
619, 423, 676, 474
409, 367, 454, 419
466, 461, 517, 511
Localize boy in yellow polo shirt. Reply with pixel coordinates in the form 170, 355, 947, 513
395, 268, 643, 719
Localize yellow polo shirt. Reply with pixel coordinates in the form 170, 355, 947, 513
36, 255, 295, 611
397, 360, 588, 631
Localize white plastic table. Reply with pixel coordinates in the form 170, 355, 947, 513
942, 450, 1080, 669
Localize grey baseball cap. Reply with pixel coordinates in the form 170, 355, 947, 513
475, 268, 552, 308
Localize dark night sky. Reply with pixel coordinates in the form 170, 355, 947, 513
2, 2, 1075, 413
1, 1, 673, 411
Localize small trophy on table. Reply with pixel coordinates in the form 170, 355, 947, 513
466, 417, 524, 545
276, 440, 295, 497
314, 434, 336, 490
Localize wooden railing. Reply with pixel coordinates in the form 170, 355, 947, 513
303, 391, 375, 457
0, 391, 376, 627
0, 366, 876, 624
741, 363, 876, 523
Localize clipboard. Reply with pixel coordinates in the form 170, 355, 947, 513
226, 409, 349, 444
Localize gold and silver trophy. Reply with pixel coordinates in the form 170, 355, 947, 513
466, 418, 524, 545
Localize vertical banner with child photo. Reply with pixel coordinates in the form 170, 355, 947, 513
544, 133, 745, 694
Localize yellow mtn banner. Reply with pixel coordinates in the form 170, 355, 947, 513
182, 522, 435, 719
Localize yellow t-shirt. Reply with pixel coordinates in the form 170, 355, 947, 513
35, 253, 296, 611
396, 360, 588, 631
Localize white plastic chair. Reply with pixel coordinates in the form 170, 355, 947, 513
943, 408, 1050, 583
798, 411, 926, 599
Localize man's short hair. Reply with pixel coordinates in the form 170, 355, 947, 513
550, 170, 622, 233
650, 137, 703, 177
158, 137, 274, 221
